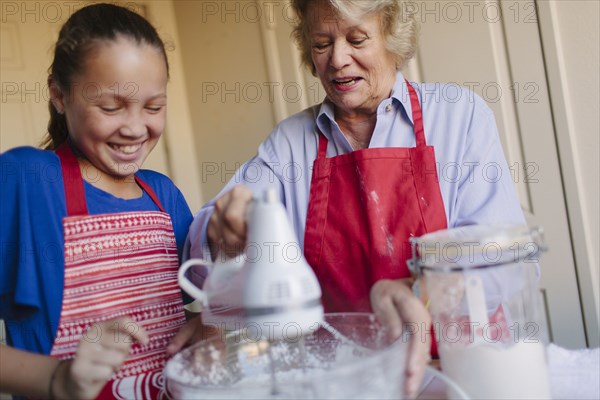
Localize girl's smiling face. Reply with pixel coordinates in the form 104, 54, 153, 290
309, 2, 397, 119
53, 36, 168, 182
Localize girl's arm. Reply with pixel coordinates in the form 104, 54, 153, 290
0, 344, 61, 398
0, 316, 148, 399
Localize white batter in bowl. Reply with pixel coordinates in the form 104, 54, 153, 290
164, 313, 408, 399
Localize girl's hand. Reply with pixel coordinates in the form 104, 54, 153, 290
52, 316, 149, 399
370, 279, 431, 400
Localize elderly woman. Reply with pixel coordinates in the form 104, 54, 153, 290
176, 0, 525, 397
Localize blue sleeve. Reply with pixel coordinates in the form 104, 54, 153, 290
1, 147, 66, 353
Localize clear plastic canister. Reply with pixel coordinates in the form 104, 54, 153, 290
410, 224, 552, 400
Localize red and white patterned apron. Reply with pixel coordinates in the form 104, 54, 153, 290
50, 143, 186, 399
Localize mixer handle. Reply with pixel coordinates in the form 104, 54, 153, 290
178, 258, 213, 308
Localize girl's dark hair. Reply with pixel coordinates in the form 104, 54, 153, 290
42, 3, 169, 150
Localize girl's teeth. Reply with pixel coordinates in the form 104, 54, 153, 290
112, 144, 141, 154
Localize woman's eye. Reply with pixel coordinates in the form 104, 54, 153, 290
313, 42, 330, 50
349, 38, 366, 46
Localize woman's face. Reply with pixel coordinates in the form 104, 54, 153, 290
54, 37, 167, 182
309, 2, 398, 118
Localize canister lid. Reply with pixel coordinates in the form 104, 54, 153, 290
410, 224, 544, 270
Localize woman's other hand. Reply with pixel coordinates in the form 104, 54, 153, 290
370, 279, 431, 399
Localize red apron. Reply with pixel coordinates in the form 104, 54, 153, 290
50, 143, 186, 400
304, 80, 448, 313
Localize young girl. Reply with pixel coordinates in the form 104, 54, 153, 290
0, 4, 193, 399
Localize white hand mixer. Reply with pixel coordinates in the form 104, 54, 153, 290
178, 188, 324, 341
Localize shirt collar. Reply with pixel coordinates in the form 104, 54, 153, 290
315, 70, 416, 137
315, 98, 336, 137
390, 70, 415, 126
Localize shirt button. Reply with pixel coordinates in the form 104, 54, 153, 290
385, 104, 392, 112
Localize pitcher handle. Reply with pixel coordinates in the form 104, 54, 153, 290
178, 258, 213, 307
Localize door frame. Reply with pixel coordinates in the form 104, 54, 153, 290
536, 1, 599, 347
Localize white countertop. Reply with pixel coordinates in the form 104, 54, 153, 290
416, 344, 600, 400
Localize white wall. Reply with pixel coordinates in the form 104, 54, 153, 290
144, 1, 204, 211
173, 0, 279, 201
172, 0, 323, 201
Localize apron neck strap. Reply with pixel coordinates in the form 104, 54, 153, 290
405, 79, 426, 147
56, 143, 89, 216
55, 143, 166, 216
134, 177, 166, 213
317, 134, 328, 158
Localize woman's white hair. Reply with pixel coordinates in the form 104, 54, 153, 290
290, 0, 420, 76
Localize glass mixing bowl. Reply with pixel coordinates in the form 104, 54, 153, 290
164, 313, 408, 399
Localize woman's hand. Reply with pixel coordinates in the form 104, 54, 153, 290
207, 185, 254, 259
52, 316, 149, 400
370, 279, 431, 400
